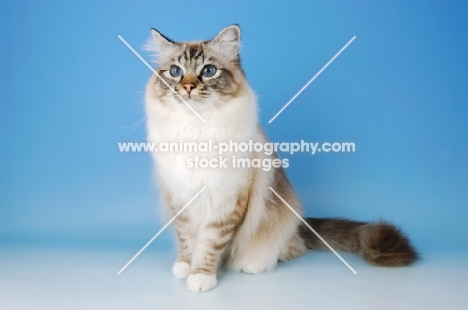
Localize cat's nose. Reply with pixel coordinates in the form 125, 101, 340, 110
183, 84, 195, 93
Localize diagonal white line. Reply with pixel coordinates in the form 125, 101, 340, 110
268, 187, 357, 274
117, 187, 206, 275
268, 36, 356, 123
117, 35, 207, 124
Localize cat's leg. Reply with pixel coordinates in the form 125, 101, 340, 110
240, 242, 281, 274
229, 170, 305, 274
278, 231, 307, 262
186, 199, 247, 293
239, 230, 306, 274
185, 223, 233, 292
238, 222, 305, 274
172, 215, 196, 279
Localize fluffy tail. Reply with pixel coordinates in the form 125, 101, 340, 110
299, 218, 419, 266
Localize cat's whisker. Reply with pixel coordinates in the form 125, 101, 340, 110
131, 115, 147, 133
111, 114, 147, 132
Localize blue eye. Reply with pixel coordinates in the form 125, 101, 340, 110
170, 65, 183, 77
201, 65, 217, 77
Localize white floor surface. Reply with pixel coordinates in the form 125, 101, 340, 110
1, 246, 467, 309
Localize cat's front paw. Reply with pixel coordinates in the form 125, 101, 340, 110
186, 273, 217, 293
172, 261, 191, 279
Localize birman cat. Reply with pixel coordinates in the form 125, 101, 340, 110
145, 25, 418, 293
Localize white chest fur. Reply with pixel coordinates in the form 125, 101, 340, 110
145, 82, 259, 221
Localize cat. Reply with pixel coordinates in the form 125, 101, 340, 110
145, 25, 418, 293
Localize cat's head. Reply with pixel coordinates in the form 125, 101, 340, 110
146, 25, 245, 105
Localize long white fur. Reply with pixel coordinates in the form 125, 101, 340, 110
145, 25, 297, 292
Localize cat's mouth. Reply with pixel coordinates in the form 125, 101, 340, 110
180, 93, 194, 100
180, 93, 204, 102
181, 96, 200, 105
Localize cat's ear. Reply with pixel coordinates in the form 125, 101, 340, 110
145, 28, 175, 63
210, 24, 241, 61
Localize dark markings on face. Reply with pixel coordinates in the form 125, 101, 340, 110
189, 46, 199, 58
156, 41, 242, 101
205, 69, 237, 95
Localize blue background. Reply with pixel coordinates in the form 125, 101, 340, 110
1, 0, 467, 256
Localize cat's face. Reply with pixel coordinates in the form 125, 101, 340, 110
148, 25, 245, 105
